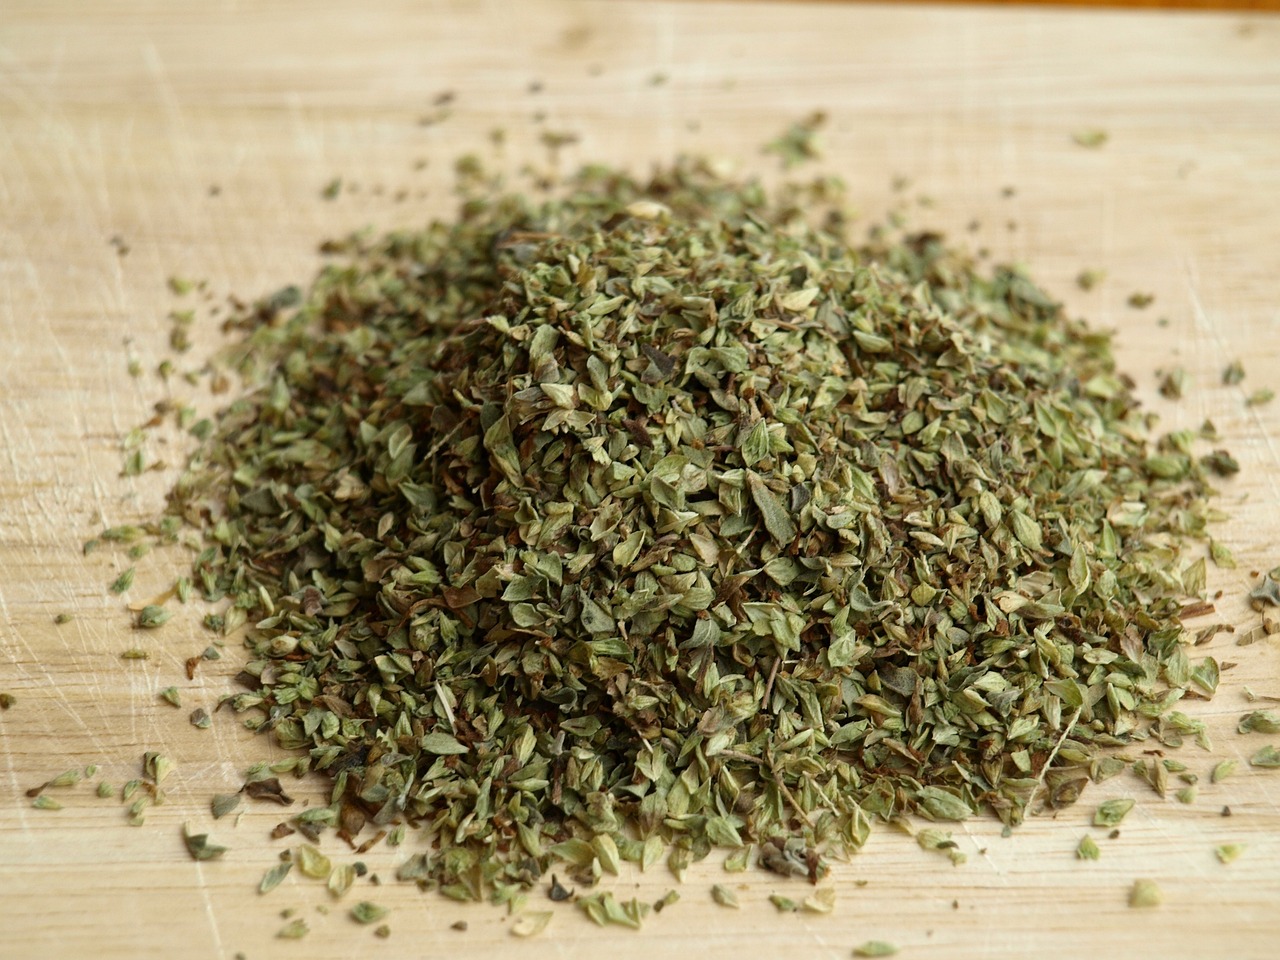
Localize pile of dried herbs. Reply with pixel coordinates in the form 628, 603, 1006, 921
151, 157, 1232, 899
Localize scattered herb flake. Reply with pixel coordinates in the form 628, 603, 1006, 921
854, 941, 899, 958
1093, 799, 1136, 827
276, 918, 308, 939
349, 901, 388, 925
1072, 129, 1108, 148
1248, 745, 1280, 768
1214, 843, 1245, 864
134, 604, 171, 629
259, 861, 292, 894
1076, 269, 1105, 291
182, 823, 228, 861
1128, 878, 1162, 908
710, 884, 740, 909
511, 911, 553, 937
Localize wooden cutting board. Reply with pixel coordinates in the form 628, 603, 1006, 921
2, 2, 1279, 958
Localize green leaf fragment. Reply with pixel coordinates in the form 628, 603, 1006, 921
259, 861, 292, 894
1189, 657, 1219, 698
182, 823, 228, 861
328, 862, 356, 898
710, 884, 740, 909
653, 890, 680, 912
592, 834, 621, 875
1128, 879, 1162, 908
747, 471, 796, 546
1248, 745, 1280, 768
135, 604, 171, 629
854, 942, 899, 957
419, 731, 469, 755
802, 887, 836, 914
1238, 710, 1280, 734
511, 911, 553, 937
109, 567, 136, 594
577, 892, 648, 930
142, 752, 173, 784
47, 768, 81, 788
276, 919, 308, 939
1093, 798, 1135, 827
349, 901, 387, 924
1210, 759, 1238, 783
723, 845, 752, 873
1214, 843, 1245, 864
295, 844, 331, 879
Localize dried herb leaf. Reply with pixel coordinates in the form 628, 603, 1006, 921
511, 911, 553, 938
1249, 745, 1280, 768
182, 823, 228, 861
854, 942, 899, 957
1214, 843, 1245, 864
1210, 759, 1238, 783
109, 567, 136, 594
1093, 799, 1135, 827
276, 919, 308, 939
802, 886, 836, 913
1238, 710, 1280, 734
328, 863, 356, 898
142, 752, 172, 785
244, 777, 295, 805
295, 844, 331, 879
259, 861, 292, 894
134, 604, 171, 629
1128, 878, 1162, 908
710, 884, 740, 909
349, 901, 388, 925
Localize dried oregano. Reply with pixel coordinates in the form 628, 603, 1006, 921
129, 156, 1240, 906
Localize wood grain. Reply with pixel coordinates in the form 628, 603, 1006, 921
1, 2, 1279, 958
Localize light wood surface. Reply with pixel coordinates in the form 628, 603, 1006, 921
2, 2, 1279, 958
